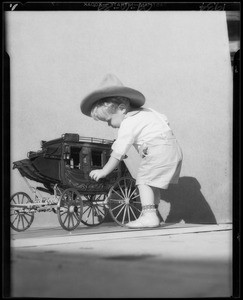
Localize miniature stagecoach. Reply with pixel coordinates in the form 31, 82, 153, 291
10, 133, 142, 232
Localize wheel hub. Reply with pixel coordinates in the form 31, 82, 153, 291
124, 197, 130, 205
69, 206, 75, 213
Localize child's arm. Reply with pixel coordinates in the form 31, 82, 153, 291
89, 156, 120, 181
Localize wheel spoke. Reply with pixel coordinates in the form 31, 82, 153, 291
129, 205, 137, 219
91, 207, 94, 224
17, 215, 21, 229
83, 205, 91, 214
122, 205, 127, 224
127, 180, 133, 197
95, 205, 105, 216
11, 214, 19, 224
85, 207, 92, 224
60, 210, 67, 217
127, 205, 131, 222
95, 194, 102, 201
85, 207, 92, 223
118, 183, 126, 198
12, 197, 17, 204
22, 214, 30, 224
131, 194, 140, 200
114, 204, 125, 219
67, 214, 71, 228
129, 188, 138, 199
110, 202, 124, 212
83, 211, 90, 223
73, 212, 79, 222
92, 205, 98, 217
132, 201, 141, 206
123, 179, 128, 197
70, 214, 75, 227
20, 215, 24, 229
130, 203, 141, 214
111, 189, 124, 200
62, 212, 69, 225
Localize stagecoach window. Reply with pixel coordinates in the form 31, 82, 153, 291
91, 150, 102, 167
69, 147, 81, 169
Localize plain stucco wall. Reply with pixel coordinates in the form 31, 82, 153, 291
7, 11, 232, 224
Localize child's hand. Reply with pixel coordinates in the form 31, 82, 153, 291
89, 169, 106, 182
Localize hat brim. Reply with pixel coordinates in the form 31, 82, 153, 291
80, 86, 145, 116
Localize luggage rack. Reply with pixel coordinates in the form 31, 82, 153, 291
78, 136, 114, 144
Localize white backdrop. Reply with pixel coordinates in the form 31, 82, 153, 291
6, 11, 232, 222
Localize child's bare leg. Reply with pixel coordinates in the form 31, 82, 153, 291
137, 185, 160, 208
137, 184, 155, 206
126, 184, 160, 228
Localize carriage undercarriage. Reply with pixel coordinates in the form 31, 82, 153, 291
11, 157, 142, 232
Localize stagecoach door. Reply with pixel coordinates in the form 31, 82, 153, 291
63, 144, 109, 188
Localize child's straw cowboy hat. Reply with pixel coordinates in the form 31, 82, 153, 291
80, 74, 145, 116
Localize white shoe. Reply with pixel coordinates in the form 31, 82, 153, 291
126, 212, 160, 229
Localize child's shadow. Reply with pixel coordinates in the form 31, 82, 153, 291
160, 176, 217, 224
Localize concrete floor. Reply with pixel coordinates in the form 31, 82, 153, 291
9, 222, 233, 298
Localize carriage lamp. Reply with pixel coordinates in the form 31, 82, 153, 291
63, 153, 70, 160
63, 145, 70, 160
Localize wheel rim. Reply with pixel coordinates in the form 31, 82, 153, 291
57, 188, 83, 231
81, 194, 108, 226
10, 192, 34, 232
108, 177, 142, 226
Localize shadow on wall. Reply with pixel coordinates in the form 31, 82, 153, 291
160, 176, 217, 224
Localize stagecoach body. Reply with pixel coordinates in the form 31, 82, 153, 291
11, 133, 142, 231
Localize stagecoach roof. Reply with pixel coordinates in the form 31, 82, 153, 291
41, 133, 114, 147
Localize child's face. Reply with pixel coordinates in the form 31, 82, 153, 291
105, 107, 125, 128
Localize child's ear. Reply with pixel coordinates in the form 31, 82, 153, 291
118, 104, 126, 113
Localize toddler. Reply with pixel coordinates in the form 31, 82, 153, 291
80, 74, 183, 228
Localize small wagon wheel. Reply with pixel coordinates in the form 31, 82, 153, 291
57, 188, 83, 231
108, 177, 142, 226
10, 192, 34, 232
81, 193, 108, 226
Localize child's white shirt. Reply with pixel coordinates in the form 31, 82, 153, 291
111, 108, 172, 160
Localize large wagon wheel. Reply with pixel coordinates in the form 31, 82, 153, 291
10, 192, 34, 232
108, 177, 142, 226
81, 193, 108, 226
57, 188, 83, 231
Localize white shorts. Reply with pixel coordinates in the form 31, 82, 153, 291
136, 139, 183, 189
